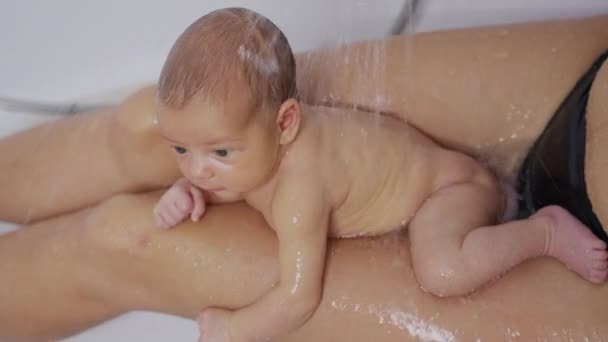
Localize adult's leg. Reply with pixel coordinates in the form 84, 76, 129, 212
298, 15, 608, 179
0, 87, 181, 223
2, 192, 608, 341
0, 194, 276, 341
586, 59, 608, 235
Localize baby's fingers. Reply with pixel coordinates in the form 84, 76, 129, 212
154, 208, 173, 230
168, 201, 189, 222
190, 186, 206, 222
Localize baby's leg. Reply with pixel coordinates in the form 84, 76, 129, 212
408, 182, 608, 297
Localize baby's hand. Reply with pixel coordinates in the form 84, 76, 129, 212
154, 178, 206, 229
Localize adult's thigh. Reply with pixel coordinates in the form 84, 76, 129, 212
586, 58, 608, 235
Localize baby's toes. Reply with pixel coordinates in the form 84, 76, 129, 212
593, 249, 608, 262
588, 255, 608, 283
593, 257, 608, 270
589, 267, 608, 283
590, 239, 608, 251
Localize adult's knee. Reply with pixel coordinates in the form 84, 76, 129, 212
84, 193, 154, 254
109, 86, 179, 188
110, 87, 162, 157
112, 86, 158, 134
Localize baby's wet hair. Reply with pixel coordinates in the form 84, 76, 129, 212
158, 7, 298, 113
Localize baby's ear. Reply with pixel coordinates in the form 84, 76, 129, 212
276, 99, 301, 145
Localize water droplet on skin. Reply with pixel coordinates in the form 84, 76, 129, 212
290, 251, 304, 294
292, 216, 299, 224
511, 133, 518, 139
498, 137, 505, 143
440, 269, 455, 280
152, 118, 158, 125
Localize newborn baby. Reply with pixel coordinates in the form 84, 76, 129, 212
153, 7, 608, 342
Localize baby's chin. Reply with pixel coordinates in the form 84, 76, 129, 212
210, 188, 242, 199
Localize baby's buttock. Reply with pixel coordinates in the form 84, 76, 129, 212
431, 148, 500, 192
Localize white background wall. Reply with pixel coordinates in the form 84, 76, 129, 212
0, 1, 607, 341
1, 0, 607, 102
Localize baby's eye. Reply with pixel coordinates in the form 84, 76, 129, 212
215, 149, 230, 157
173, 146, 187, 155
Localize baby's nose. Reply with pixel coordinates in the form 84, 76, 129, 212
191, 159, 214, 179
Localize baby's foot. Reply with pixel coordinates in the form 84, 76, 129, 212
533, 205, 608, 283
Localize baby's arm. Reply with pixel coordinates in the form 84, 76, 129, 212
228, 181, 329, 341
153, 178, 205, 229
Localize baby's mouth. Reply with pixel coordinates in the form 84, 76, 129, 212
205, 186, 225, 192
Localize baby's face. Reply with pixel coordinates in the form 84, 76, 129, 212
158, 98, 280, 195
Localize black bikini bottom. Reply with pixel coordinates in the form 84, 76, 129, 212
517, 50, 608, 244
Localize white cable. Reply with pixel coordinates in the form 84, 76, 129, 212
389, 0, 421, 35
0, 96, 109, 115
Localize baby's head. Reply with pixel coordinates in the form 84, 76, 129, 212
156, 7, 300, 194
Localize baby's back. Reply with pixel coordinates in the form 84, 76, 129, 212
296, 106, 446, 237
